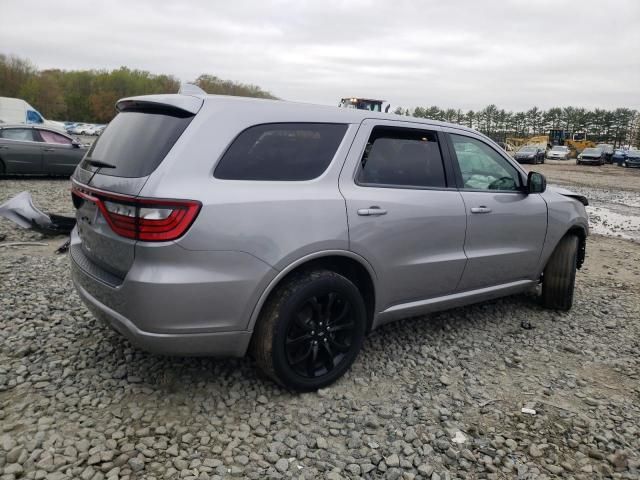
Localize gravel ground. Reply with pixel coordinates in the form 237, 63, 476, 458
1, 171, 639, 480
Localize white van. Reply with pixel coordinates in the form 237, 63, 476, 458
0, 97, 64, 130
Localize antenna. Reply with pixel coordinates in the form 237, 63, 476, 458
178, 83, 207, 96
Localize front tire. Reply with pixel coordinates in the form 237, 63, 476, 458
252, 270, 367, 391
541, 235, 578, 311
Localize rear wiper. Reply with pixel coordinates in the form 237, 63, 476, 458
84, 158, 116, 169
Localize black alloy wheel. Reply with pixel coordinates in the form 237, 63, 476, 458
252, 269, 367, 391
285, 292, 356, 379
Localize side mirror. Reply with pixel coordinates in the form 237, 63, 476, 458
72, 139, 81, 148
527, 171, 546, 194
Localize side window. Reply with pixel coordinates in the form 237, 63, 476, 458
27, 110, 44, 124
39, 130, 73, 145
215, 123, 347, 181
357, 126, 446, 188
0, 128, 35, 142
450, 134, 521, 191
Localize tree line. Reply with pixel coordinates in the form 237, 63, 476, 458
393, 104, 639, 147
0, 54, 276, 123
2, 53, 638, 146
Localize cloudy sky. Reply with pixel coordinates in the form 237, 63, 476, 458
2, 0, 639, 111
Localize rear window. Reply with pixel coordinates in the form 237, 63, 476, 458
80, 108, 194, 178
214, 123, 348, 181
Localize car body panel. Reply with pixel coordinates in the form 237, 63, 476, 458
339, 119, 468, 312
0, 130, 43, 173
42, 141, 86, 175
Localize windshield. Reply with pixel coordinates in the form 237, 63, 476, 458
551, 146, 567, 151
582, 148, 600, 155
519, 147, 536, 152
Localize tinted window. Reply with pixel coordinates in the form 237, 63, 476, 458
80, 108, 194, 178
357, 127, 446, 188
39, 130, 72, 145
215, 123, 347, 181
450, 134, 521, 191
0, 128, 35, 141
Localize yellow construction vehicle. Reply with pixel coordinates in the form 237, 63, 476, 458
549, 129, 595, 157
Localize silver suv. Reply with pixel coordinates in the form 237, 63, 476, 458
70, 89, 589, 391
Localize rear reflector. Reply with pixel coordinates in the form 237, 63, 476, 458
71, 182, 201, 242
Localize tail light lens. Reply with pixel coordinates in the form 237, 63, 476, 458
72, 183, 201, 242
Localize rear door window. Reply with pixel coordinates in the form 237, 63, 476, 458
215, 123, 348, 181
80, 108, 194, 178
0, 128, 36, 142
357, 126, 447, 188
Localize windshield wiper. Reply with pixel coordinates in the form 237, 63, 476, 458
84, 158, 116, 169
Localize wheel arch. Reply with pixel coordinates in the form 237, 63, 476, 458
566, 225, 587, 269
247, 250, 378, 334
543, 224, 587, 273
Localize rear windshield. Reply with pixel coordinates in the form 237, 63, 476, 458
214, 123, 348, 181
80, 108, 194, 178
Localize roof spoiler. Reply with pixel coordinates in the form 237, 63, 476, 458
116, 94, 204, 115
179, 83, 207, 96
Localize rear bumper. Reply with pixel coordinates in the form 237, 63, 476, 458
73, 279, 252, 356
69, 227, 276, 356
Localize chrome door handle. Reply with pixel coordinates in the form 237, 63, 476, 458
43, 148, 55, 152
357, 207, 387, 216
0, 146, 8, 149
470, 206, 492, 214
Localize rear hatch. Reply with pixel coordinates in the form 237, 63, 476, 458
71, 95, 202, 279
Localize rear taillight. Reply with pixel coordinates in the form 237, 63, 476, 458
72, 183, 201, 242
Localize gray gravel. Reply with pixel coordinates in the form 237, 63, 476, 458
1, 178, 640, 479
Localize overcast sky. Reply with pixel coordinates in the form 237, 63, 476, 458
2, 0, 639, 111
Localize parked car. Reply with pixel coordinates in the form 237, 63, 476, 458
577, 148, 605, 165
64, 122, 78, 132
546, 145, 571, 160
82, 125, 99, 135
0, 124, 87, 175
623, 149, 640, 168
70, 124, 94, 135
514, 146, 545, 164
595, 144, 614, 163
612, 149, 627, 165
91, 125, 106, 136
69, 90, 589, 391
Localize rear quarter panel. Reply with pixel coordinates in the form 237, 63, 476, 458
138, 99, 358, 271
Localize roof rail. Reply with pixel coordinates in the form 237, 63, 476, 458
178, 83, 207, 96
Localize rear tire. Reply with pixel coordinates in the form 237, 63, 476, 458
541, 235, 578, 311
252, 269, 367, 391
